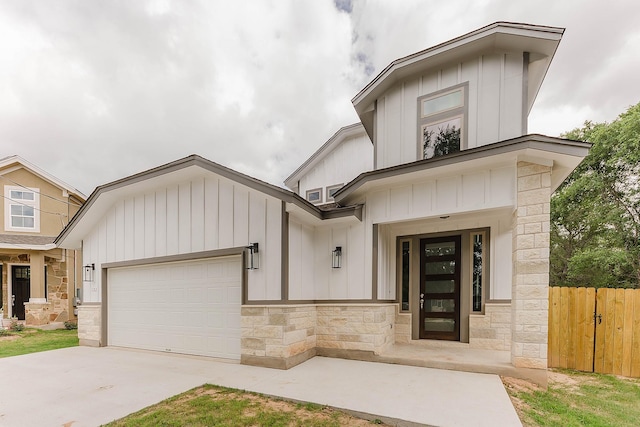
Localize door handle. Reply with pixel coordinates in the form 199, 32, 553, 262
11, 295, 15, 306
420, 293, 424, 310
594, 312, 602, 325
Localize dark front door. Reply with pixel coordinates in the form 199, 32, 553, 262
419, 236, 461, 340
11, 266, 30, 320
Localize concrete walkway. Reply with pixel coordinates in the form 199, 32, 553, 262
0, 347, 522, 427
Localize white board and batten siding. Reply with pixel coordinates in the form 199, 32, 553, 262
288, 217, 369, 300
298, 132, 373, 198
376, 53, 525, 169
82, 174, 283, 303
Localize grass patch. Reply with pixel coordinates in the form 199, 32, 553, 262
0, 328, 79, 358
504, 370, 640, 427
106, 384, 386, 427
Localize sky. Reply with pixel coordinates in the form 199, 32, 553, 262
1, 0, 639, 196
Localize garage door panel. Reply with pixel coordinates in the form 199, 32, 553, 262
108, 256, 242, 359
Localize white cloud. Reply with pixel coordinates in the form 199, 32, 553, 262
0, 0, 638, 195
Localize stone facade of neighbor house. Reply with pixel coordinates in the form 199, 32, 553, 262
57, 23, 590, 383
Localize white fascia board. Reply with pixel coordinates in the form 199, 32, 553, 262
0, 243, 56, 251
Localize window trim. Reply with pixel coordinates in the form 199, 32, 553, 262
326, 184, 343, 203
417, 82, 469, 161
305, 188, 323, 205
4, 185, 40, 233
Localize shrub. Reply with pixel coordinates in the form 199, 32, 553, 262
0, 328, 12, 336
64, 321, 78, 330
9, 320, 24, 332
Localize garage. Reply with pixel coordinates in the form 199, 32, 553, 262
107, 256, 242, 360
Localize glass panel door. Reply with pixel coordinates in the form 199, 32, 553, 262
419, 236, 461, 340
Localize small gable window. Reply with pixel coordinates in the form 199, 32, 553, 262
4, 186, 40, 232
326, 184, 343, 202
418, 83, 467, 160
306, 188, 322, 204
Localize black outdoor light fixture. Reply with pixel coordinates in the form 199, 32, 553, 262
332, 246, 342, 269
246, 242, 259, 270
83, 263, 95, 282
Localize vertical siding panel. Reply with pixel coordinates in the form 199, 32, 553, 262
123, 198, 135, 260
134, 195, 145, 260
478, 54, 501, 144
300, 222, 316, 300
346, 222, 366, 299
106, 208, 116, 262
191, 178, 205, 252
166, 185, 179, 256
376, 96, 385, 168
233, 186, 249, 247
178, 182, 191, 253
144, 193, 156, 258
440, 64, 458, 88
218, 179, 234, 248
314, 228, 330, 299
114, 201, 125, 262
248, 192, 267, 301
288, 219, 302, 300
501, 53, 524, 140
204, 177, 219, 250
155, 189, 167, 257
402, 78, 420, 164
420, 72, 438, 96
265, 198, 281, 300
385, 88, 403, 167
461, 59, 479, 148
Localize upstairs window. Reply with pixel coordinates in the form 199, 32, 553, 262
306, 188, 322, 205
326, 184, 343, 203
418, 83, 467, 160
4, 186, 40, 232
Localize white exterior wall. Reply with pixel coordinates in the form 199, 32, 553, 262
81, 174, 283, 302
298, 132, 373, 200
367, 164, 517, 301
288, 216, 369, 300
375, 53, 525, 169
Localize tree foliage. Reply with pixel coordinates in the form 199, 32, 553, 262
551, 102, 640, 288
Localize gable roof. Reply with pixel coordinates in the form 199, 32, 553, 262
0, 155, 87, 200
55, 155, 362, 249
352, 22, 564, 140
284, 123, 368, 191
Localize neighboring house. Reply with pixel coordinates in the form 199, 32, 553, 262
55, 22, 590, 379
0, 156, 86, 325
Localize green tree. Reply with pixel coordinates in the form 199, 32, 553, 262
551, 102, 640, 288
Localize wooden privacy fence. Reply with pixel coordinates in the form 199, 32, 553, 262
548, 287, 640, 377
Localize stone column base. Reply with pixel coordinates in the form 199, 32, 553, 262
25, 302, 53, 326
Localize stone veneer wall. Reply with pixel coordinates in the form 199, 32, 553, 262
25, 302, 52, 325
77, 304, 101, 347
241, 305, 317, 369
241, 304, 398, 369
394, 311, 412, 343
511, 162, 551, 369
316, 304, 396, 354
469, 303, 511, 350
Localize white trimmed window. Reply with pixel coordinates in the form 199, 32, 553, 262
418, 83, 468, 160
306, 188, 322, 205
326, 184, 343, 202
4, 186, 40, 232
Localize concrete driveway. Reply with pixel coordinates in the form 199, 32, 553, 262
0, 346, 521, 426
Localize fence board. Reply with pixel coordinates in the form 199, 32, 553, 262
548, 287, 561, 367
594, 288, 607, 372
622, 289, 634, 377
632, 291, 640, 377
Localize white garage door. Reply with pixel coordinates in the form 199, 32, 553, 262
108, 256, 242, 359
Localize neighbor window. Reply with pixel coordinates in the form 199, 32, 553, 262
418, 83, 467, 160
4, 186, 40, 232
326, 184, 343, 202
306, 188, 322, 204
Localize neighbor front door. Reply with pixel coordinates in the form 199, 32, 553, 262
419, 236, 461, 340
11, 266, 30, 320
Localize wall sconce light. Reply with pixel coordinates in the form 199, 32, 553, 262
246, 243, 259, 270
83, 263, 95, 282
332, 246, 342, 269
